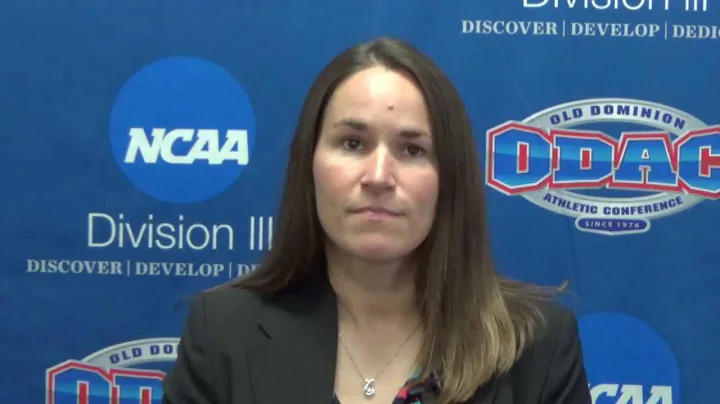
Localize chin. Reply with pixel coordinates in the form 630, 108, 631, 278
349, 241, 415, 263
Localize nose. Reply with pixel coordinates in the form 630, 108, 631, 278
360, 145, 396, 190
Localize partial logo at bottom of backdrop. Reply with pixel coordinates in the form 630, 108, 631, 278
45, 338, 178, 404
579, 312, 680, 403
485, 98, 719, 235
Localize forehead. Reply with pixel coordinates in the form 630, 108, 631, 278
323, 66, 430, 123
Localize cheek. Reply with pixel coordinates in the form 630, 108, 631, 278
313, 154, 348, 207
412, 173, 439, 213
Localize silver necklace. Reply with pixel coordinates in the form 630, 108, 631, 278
338, 322, 422, 399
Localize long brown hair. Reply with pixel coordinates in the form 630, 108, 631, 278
226, 37, 562, 403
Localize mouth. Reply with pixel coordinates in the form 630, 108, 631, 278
349, 206, 401, 218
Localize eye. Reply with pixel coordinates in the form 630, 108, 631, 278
404, 144, 426, 157
342, 138, 363, 151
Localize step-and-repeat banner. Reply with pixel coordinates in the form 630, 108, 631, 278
1, 1, 718, 403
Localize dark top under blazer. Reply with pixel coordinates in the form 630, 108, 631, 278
162, 274, 592, 404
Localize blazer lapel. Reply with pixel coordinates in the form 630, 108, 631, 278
246, 274, 339, 404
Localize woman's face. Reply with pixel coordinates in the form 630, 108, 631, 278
312, 66, 439, 263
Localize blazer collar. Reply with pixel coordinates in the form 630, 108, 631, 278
244, 272, 500, 404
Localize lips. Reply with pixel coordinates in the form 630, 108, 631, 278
350, 206, 400, 216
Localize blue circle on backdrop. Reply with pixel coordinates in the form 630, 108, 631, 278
109, 56, 256, 203
578, 312, 680, 404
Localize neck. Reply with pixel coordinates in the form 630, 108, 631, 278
326, 244, 420, 329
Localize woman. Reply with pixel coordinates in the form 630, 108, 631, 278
162, 37, 591, 404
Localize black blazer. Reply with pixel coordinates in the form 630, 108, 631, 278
162, 275, 592, 404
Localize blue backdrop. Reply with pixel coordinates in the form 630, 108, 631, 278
1, 0, 718, 403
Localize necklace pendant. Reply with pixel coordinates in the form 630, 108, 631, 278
363, 378, 376, 397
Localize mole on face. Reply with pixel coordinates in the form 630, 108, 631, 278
387, 104, 394, 111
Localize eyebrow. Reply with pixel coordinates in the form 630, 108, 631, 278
332, 118, 430, 139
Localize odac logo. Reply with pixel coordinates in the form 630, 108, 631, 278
485, 98, 720, 235
45, 338, 179, 404
110, 56, 256, 203
579, 312, 680, 404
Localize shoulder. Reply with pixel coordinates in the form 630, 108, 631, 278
183, 286, 267, 342
194, 285, 264, 320
535, 299, 578, 343
162, 286, 268, 402
513, 299, 580, 376
509, 299, 592, 403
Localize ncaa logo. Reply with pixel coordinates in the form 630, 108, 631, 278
485, 98, 720, 235
110, 56, 256, 203
579, 312, 680, 403
46, 338, 179, 403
